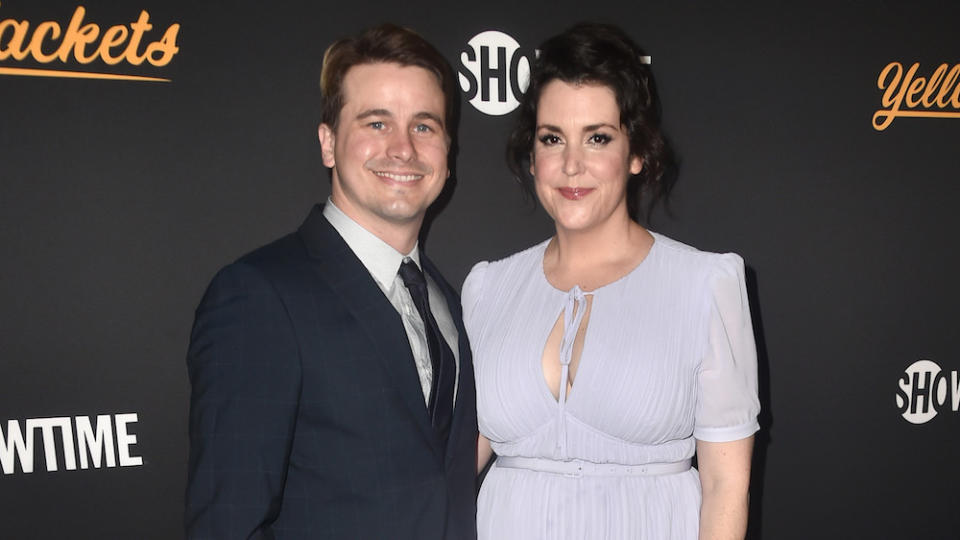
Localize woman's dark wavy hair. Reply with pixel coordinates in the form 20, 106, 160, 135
506, 23, 675, 222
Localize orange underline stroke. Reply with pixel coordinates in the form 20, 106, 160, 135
0, 66, 170, 82
880, 110, 960, 119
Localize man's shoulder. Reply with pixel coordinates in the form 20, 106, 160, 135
228, 204, 333, 273
234, 231, 305, 270
198, 232, 307, 299
420, 253, 457, 296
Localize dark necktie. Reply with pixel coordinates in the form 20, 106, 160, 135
398, 259, 456, 447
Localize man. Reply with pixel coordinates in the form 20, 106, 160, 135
185, 24, 477, 539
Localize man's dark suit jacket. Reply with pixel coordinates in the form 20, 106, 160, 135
185, 205, 478, 539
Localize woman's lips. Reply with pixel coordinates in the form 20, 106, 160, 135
558, 187, 594, 200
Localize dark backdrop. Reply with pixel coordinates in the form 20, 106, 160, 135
1, 1, 958, 538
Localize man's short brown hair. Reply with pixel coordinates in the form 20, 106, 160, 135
320, 24, 456, 136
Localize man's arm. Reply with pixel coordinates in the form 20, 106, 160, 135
185, 262, 301, 539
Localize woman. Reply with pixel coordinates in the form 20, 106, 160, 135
462, 23, 760, 539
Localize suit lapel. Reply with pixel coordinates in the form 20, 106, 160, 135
422, 255, 477, 466
298, 205, 438, 454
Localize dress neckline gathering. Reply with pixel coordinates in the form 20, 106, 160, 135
538, 231, 660, 295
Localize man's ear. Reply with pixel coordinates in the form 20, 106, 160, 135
318, 124, 336, 168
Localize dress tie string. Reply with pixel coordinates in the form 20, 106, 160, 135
556, 286, 586, 459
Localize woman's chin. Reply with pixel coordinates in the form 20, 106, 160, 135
552, 215, 599, 234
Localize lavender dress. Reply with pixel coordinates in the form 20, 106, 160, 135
462, 233, 760, 539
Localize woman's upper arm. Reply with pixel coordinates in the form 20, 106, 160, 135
477, 433, 494, 475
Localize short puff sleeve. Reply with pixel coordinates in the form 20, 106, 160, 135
693, 253, 761, 442
461, 261, 489, 331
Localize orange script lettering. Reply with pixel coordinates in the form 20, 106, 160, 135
873, 62, 960, 131
0, 4, 180, 68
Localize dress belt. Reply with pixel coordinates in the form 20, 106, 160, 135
496, 456, 692, 478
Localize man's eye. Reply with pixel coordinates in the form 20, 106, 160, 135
538, 134, 561, 145
414, 124, 433, 133
368, 121, 385, 130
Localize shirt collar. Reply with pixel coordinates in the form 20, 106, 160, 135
322, 198, 421, 291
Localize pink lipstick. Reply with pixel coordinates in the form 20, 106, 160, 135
558, 187, 594, 200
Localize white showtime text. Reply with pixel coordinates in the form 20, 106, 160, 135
1, 413, 143, 474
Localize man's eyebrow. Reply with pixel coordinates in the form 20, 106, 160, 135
413, 111, 445, 128
356, 109, 392, 120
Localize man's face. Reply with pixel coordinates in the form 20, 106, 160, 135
319, 62, 449, 242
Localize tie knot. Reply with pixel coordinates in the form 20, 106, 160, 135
398, 259, 427, 290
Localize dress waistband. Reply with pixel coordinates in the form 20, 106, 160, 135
495, 456, 692, 478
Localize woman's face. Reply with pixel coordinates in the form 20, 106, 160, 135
531, 80, 642, 234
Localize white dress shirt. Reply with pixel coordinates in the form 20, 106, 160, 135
323, 200, 459, 405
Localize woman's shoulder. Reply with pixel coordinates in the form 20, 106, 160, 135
461, 238, 551, 320
465, 238, 550, 285
649, 231, 746, 283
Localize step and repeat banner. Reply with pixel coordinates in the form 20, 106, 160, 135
1, 1, 957, 538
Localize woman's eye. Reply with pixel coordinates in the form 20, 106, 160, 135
538, 134, 561, 145
588, 133, 611, 145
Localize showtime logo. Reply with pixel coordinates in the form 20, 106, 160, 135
895, 360, 959, 424
1, 413, 144, 474
458, 30, 533, 116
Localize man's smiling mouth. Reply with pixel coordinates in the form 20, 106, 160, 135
373, 171, 424, 182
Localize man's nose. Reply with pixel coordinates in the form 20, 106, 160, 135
386, 129, 416, 161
